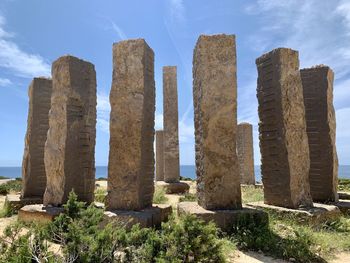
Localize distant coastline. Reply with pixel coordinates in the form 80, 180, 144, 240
1, 165, 350, 181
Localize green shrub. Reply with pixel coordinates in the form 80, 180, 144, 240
0, 176, 9, 180
179, 175, 194, 181
338, 178, 350, 192
179, 192, 197, 202
94, 188, 106, 203
153, 186, 168, 204
0, 180, 21, 195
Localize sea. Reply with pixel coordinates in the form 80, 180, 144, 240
1, 165, 350, 182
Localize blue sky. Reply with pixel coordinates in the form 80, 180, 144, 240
0, 0, 349, 166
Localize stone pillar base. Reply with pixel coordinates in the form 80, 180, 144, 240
177, 202, 268, 233
103, 204, 172, 229
18, 204, 64, 223
246, 201, 340, 224
333, 200, 350, 214
156, 181, 190, 194
338, 192, 350, 200
5, 194, 43, 212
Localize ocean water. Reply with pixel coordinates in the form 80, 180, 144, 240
1, 165, 350, 181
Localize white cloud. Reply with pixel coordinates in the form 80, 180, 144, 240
0, 78, 12, 87
110, 21, 127, 40
0, 15, 50, 78
169, 0, 186, 23
97, 93, 110, 133
179, 120, 194, 144
155, 113, 163, 130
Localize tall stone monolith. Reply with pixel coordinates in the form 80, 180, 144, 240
43, 55, 97, 206
106, 39, 155, 211
163, 66, 180, 183
256, 48, 313, 209
193, 34, 241, 210
237, 123, 255, 185
21, 78, 52, 199
300, 66, 338, 202
156, 130, 164, 181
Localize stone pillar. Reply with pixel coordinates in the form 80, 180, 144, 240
155, 130, 164, 181
107, 39, 155, 211
163, 66, 180, 183
193, 34, 241, 210
256, 48, 313, 209
43, 55, 97, 206
237, 123, 255, 185
300, 66, 338, 202
21, 78, 52, 199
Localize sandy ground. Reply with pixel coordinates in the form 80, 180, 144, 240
0, 179, 14, 185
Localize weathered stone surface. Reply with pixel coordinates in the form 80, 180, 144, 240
103, 204, 172, 229
163, 66, 180, 183
155, 130, 164, 181
193, 34, 241, 210
256, 48, 313, 209
334, 200, 350, 214
107, 39, 155, 211
247, 201, 340, 224
44, 55, 96, 206
155, 181, 190, 194
237, 123, 255, 185
18, 204, 64, 224
178, 202, 268, 233
5, 194, 42, 212
300, 66, 338, 203
22, 78, 52, 199
338, 192, 350, 200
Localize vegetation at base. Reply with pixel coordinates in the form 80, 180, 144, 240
94, 188, 106, 203
241, 185, 264, 204
96, 177, 107, 181
0, 176, 9, 179
338, 178, 350, 192
0, 201, 14, 218
153, 186, 168, 204
179, 175, 194, 181
0, 191, 226, 263
0, 179, 22, 195
179, 192, 197, 202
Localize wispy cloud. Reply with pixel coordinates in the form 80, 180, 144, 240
0, 15, 50, 78
169, 0, 186, 23
97, 93, 110, 133
110, 21, 127, 40
0, 78, 12, 87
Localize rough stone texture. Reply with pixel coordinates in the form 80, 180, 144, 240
193, 34, 241, 210
256, 48, 313, 209
237, 123, 255, 185
300, 66, 338, 203
44, 55, 96, 206
103, 204, 172, 229
334, 200, 350, 214
21, 78, 52, 199
155, 130, 164, 181
18, 204, 64, 224
107, 39, 155, 211
163, 66, 180, 183
178, 202, 268, 233
247, 201, 340, 224
5, 194, 42, 212
338, 192, 350, 200
155, 181, 190, 194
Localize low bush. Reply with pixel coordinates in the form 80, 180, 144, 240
338, 178, 350, 192
153, 186, 168, 204
0, 180, 21, 195
94, 188, 106, 203
179, 192, 197, 202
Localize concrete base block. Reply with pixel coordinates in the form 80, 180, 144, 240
156, 181, 190, 194
246, 201, 340, 224
103, 204, 172, 229
18, 204, 64, 224
338, 192, 350, 200
5, 194, 43, 212
334, 200, 350, 214
177, 202, 268, 233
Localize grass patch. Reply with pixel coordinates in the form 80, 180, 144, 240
94, 188, 106, 203
241, 185, 264, 204
338, 178, 350, 192
0, 180, 22, 195
153, 186, 168, 204
179, 192, 197, 202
